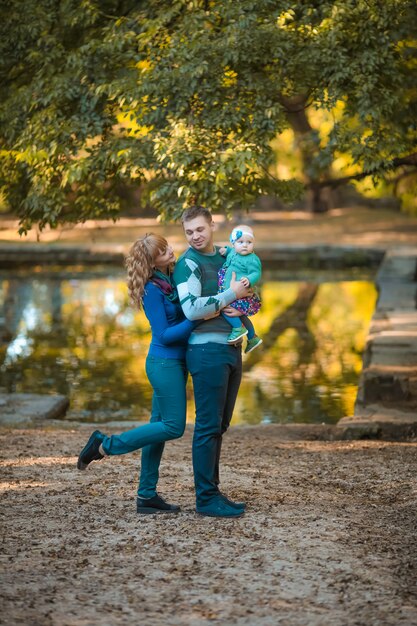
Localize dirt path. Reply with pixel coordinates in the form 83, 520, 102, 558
2, 206, 417, 249
1, 425, 416, 626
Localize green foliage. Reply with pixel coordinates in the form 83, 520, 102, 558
1, 0, 416, 230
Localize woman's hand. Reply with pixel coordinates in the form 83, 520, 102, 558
203, 311, 221, 320
230, 272, 253, 298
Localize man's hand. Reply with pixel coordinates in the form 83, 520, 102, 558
230, 272, 253, 298
223, 306, 241, 317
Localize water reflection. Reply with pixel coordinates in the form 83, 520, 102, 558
0, 268, 377, 424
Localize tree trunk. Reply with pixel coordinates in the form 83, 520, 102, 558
279, 94, 332, 213
244, 283, 319, 372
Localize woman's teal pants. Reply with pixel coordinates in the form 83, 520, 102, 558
100, 355, 187, 499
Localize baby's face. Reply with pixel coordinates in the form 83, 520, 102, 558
233, 234, 254, 256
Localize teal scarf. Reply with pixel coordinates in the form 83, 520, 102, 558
150, 269, 179, 303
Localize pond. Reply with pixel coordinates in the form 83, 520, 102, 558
0, 266, 377, 425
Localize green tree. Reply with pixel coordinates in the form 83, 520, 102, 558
1, 0, 416, 231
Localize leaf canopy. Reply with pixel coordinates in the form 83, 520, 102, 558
1, 0, 416, 230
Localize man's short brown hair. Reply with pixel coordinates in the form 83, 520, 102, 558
181, 206, 213, 224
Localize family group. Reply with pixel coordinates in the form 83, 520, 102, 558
77, 206, 263, 518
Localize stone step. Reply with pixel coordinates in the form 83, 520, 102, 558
376, 247, 417, 282
339, 406, 417, 440
356, 365, 417, 408
364, 332, 417, 367
339, 247, 417, 435
377, 283, 417, 310
369, 311, 417, 334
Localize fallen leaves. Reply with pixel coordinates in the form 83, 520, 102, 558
1, 427, 416, 625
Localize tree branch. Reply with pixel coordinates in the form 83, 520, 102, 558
308, 153, 417, 190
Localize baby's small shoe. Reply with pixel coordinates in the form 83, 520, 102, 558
227, 326, 248, 343
245, 336, 263, 354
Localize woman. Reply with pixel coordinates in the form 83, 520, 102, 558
77, 234, 195, 514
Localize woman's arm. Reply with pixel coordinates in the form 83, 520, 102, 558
143, 284, 195, 345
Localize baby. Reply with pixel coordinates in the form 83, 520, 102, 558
218, 225, 263, 353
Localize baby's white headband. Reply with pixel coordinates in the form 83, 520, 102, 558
230, 228, 255, 244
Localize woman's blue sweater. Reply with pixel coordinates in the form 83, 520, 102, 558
142, 282, 194, 359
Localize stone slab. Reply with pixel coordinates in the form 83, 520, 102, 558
366, 339, 417, 367
0, 393, 69, 425
348, 405, 417, 422
376, 250, 417, 282
0, 243, 384, 269
339, 407, 417, 440
345, 247, 417, 435
360, 373, 417, 406
369, 311, 417, 335
377, 283, 417, 310
0, 244, 125, 268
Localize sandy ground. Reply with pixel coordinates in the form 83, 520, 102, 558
1, 425, 416, 626
2, 205, 417, 625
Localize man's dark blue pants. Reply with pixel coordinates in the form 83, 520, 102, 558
186, 342, 242, 507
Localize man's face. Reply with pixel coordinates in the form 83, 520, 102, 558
183, 216, 215, 253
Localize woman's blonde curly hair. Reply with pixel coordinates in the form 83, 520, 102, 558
125, 233, 170, 309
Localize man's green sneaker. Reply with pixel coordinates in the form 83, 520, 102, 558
227, 326, 248, 343
245, 336, 263, 354
197, 496, 245, 518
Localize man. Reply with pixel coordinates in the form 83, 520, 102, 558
173, 206, 252, 518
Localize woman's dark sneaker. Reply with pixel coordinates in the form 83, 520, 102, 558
137, 494, 181, 514
77, 431, 105, 470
